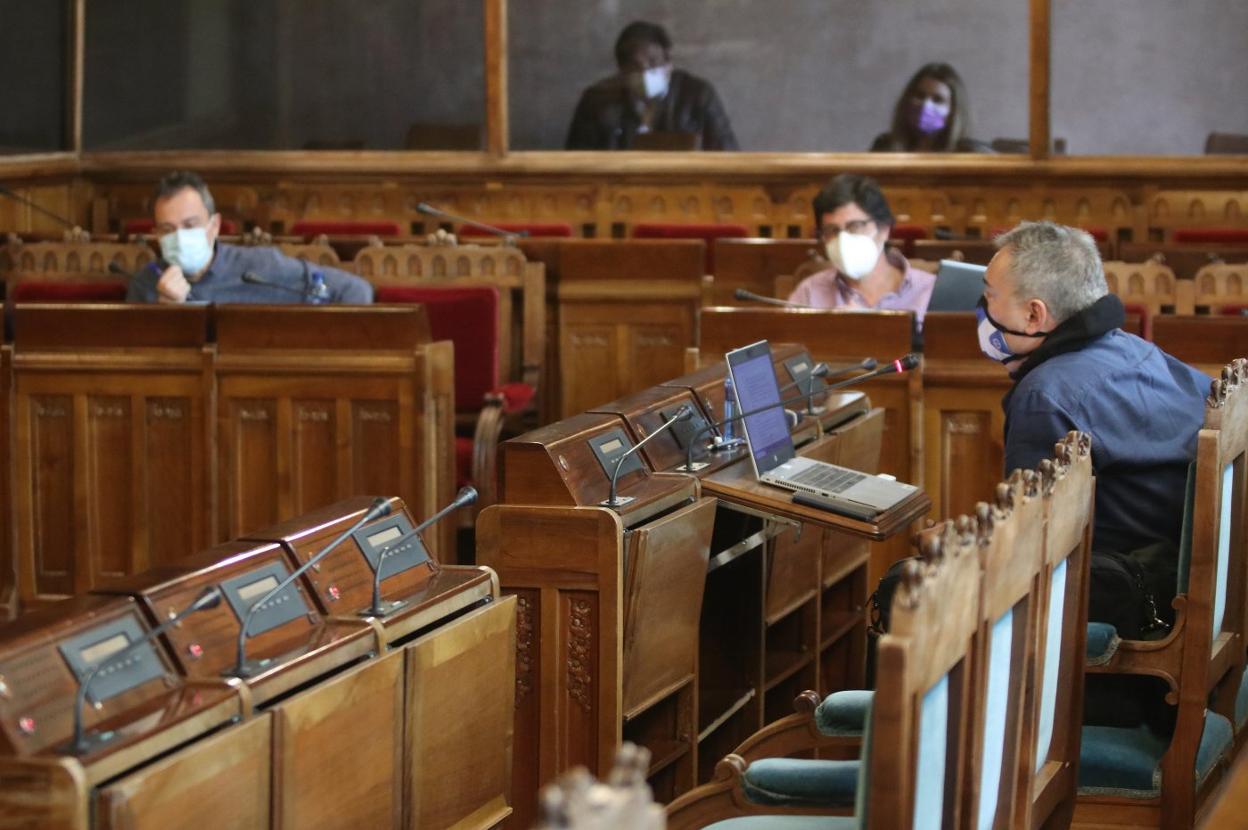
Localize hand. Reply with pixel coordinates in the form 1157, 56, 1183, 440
156, 264, 191, 304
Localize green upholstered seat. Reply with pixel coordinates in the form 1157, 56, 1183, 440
1078, 711, 1232, 798
741, 759, 859, 808
1085, 621, 1120, 666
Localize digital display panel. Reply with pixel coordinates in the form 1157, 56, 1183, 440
599, 438, 623, 453
367, 526, 404, 547
237, 575, 280, 602
79, 633, 130, 665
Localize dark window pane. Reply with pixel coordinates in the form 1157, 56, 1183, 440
84, 0, 484, 150
0, 0, 69, 153
509, 0, 1027, 153
1054, 0, 1248, 155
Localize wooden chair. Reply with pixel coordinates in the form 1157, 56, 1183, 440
1154, 317, 1248, 376
1102, 260, 1195, 337
1192, 262, 1248, 313
1118, 241, 1248, 281
289, 219, 403, 238
1, 237, 156, 301
1075, 360, 1247, 828
666, 514, 984, 829
632, 223, 751, 274
352, 242, 546, 512
1018, 432, 1095, 828
275, 236, 345, 270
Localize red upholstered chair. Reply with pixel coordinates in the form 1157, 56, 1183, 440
632, 222, 750, 273
289, 220, 403, 238
1174, 228, 1248, 245
124, 218, 238, 236
889, 223, 929, 257
458, 222, 574, 239
374, 284, 535, 512
9, 281, 128, 303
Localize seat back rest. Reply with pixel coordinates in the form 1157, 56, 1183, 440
867, 517, 982, 828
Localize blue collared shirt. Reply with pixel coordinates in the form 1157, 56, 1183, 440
126, 243, 373, 304
1004, 329, 1211, 553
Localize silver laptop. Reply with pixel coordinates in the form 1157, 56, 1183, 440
927, 259, 987, 312
725, 340, 917, 519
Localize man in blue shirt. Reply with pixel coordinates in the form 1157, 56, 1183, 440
126, 171, 373, 305
979, 221, 1210, 730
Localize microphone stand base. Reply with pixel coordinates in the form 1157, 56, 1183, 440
65, 728, 118, 756
223, 658, 272, 679
600, 496, 636, 508
677, 462, 709, 472
710, 438, 746, 452
359, 599, 407, 618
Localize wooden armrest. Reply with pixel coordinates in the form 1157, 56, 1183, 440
731, 690, 861, 764
1085, 596, 1186, 701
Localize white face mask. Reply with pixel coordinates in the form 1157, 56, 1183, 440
159, 226, 214, 275
825, 232, 881, 281
642, 66, 671, 99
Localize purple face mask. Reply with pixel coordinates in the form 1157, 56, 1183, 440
916, 100, 949, 135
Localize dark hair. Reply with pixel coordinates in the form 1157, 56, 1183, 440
614, 21, 671, 67
811, 174, 894, 232
154, 170, 215, 215
882, 63, 971, 152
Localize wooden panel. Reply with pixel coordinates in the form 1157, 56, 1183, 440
94, 714, 273, 830
708, 238, 820, 305
0, 757, 88, 830
220, 396, 280, 537
405, 597, 516, 830
0, 339, 10, 617
24, 394, 74, 598
273, 651, 404, 830
1154, 316, 1248, 376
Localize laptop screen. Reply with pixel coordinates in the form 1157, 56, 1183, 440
726, 341, 795, 474
928, 259, 987, 312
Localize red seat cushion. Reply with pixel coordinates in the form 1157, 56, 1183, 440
374, 285, 499, 412
289, 220, 402, 238
125, 218, 238, 235
1173, 228, 1248, 245
454, 436, 475, 488
10, 280, 128, 303
631, 222, 750, 272
458, 222, 574, 238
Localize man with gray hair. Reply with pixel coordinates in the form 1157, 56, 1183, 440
979, 220, 1209, 731
126, 171, 373, 304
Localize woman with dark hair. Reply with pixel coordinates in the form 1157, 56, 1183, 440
788, 174, 936, 326
870, 63, 989, 153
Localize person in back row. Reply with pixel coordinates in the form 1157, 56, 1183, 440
126, 170, 373, 304
565, 20, 738, 151
787, 173, 937, 328
870, 62, 990, 153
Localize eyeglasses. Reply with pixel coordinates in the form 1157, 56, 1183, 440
818, 219, 874, 241
153, 216, 209, 236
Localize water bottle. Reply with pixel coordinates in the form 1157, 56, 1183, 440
722, 374, 737, 443
308, 270, 329, 305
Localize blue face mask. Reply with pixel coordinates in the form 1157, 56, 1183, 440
159, 227, 213, 275
976, 297, 1045, 364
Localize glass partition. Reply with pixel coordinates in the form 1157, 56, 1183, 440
508, 0, 1029, 153
0, 0, 70, 154
1053, 0, 1248, 155
84, 0, 484, 151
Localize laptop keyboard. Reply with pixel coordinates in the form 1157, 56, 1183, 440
787, 464, 866, 493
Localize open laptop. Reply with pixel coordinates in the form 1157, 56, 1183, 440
726, 340, 918, 520
927, 259, 988, 312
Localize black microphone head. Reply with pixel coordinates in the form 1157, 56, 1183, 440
809, 363, 830, 379
898, 353, 920, 371
415, 202, 438, 216
366, 497, 393, 520
454, 486, 479, 508
861, 357, 879, 371
733, 288, 754, 301
192, 586, 223, 611
676, 405, 695, 421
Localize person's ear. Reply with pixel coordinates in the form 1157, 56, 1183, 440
1025, 298, 1052, 333
875, 223, 891, 247
207, 213, 222, 241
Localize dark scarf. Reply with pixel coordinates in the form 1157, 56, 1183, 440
1003, 293, 1125, 409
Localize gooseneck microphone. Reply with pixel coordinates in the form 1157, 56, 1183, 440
415, 203, 527, 241
0, 184, 76, 229
241, 270, 329, 301
227, 497, 392, 678
362, 486, 479, 618
733, 288, 809, 309
70, 586, 223, 754
601, 405, 694, 508
680, 354, 919, 472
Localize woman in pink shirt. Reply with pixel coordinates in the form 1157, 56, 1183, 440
788, 173, 936, 328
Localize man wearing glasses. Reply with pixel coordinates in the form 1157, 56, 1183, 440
787, 174, 935, 328
126, 170, 373, 304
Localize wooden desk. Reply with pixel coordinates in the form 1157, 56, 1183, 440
1154, 315, 1248, 375
9, 305, 214, 605
709, 239, 819, 306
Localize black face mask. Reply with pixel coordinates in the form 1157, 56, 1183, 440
975, 296, 1047, 364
